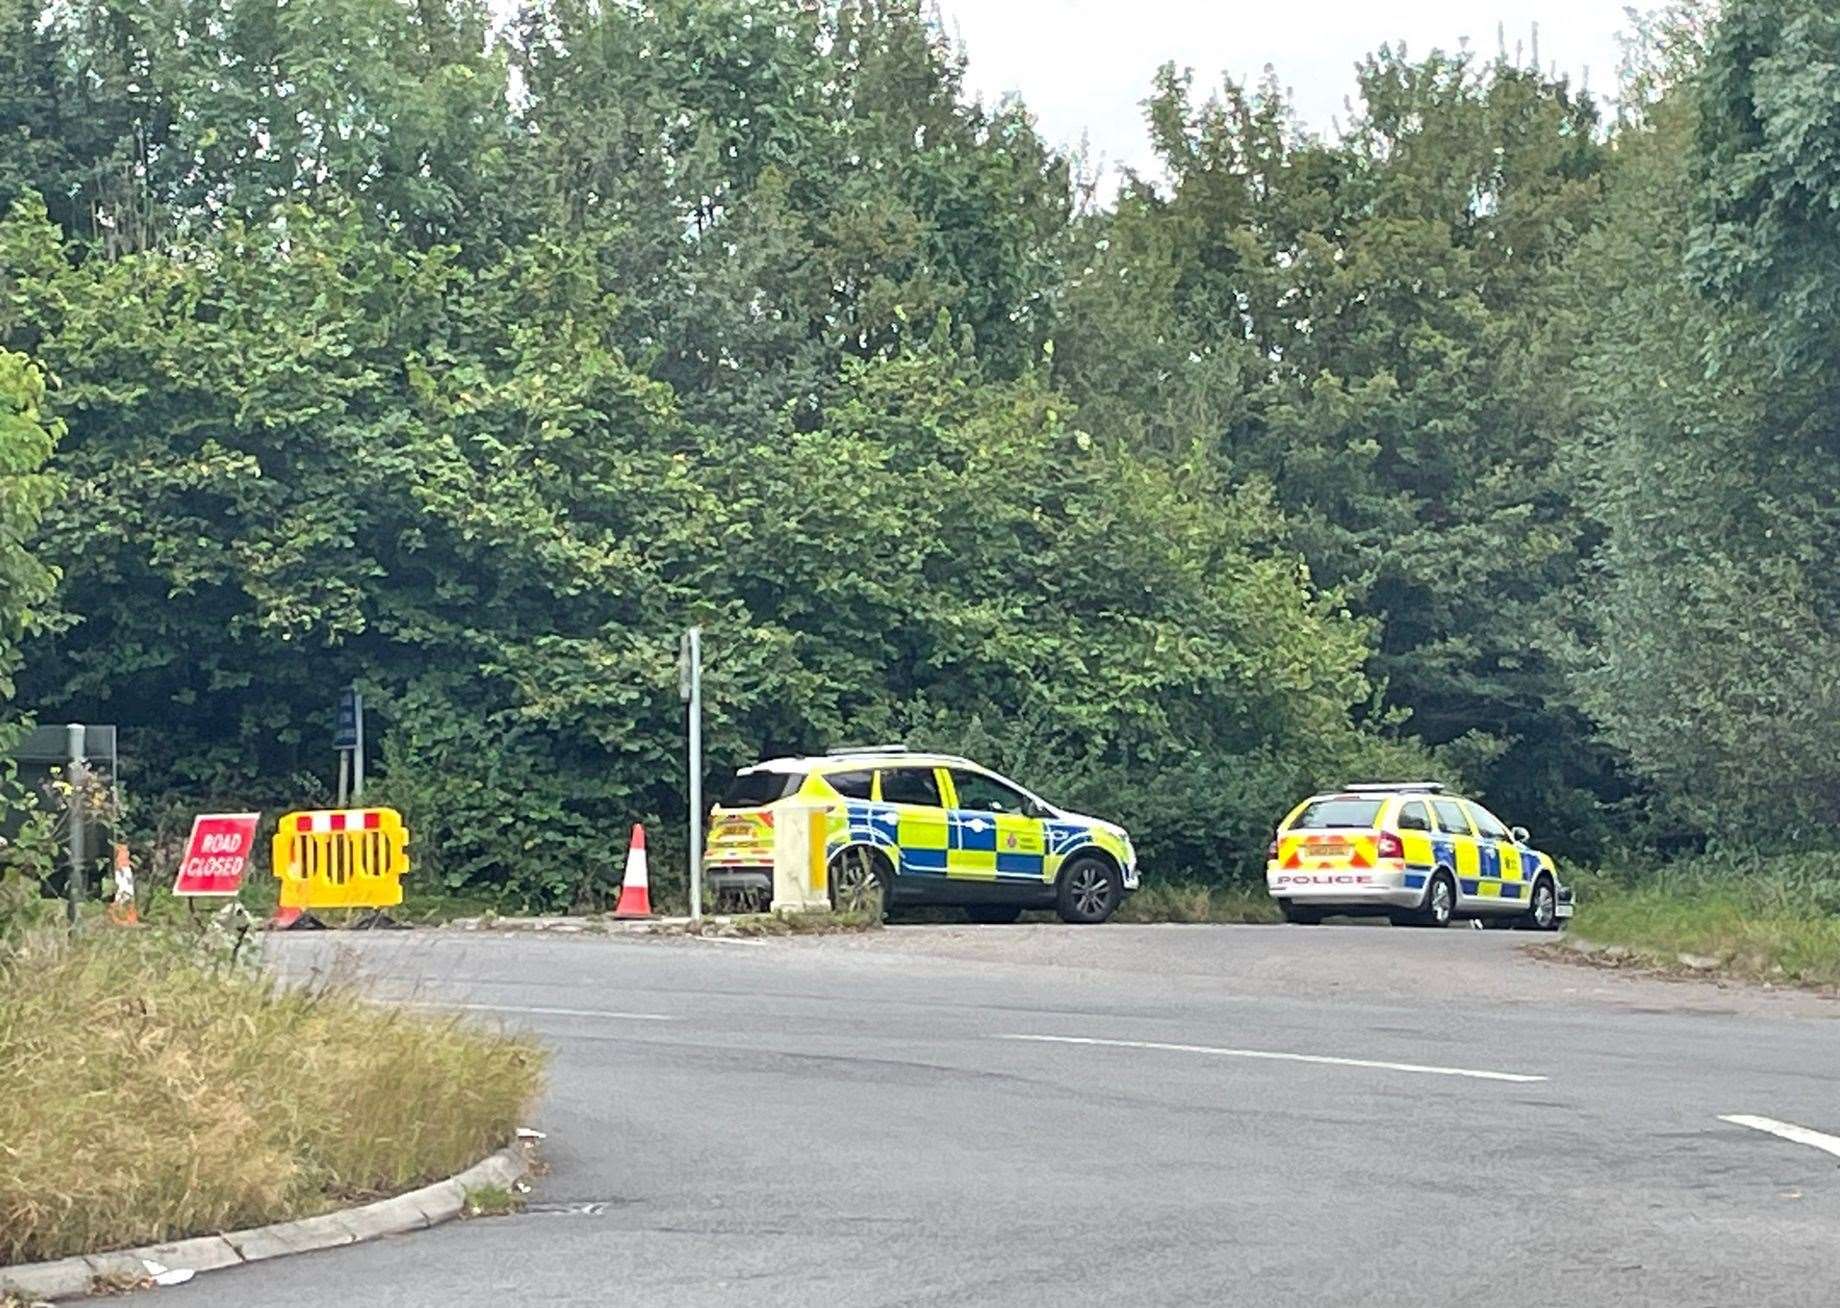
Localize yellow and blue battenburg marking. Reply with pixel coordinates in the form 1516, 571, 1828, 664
825, 802, 1123, 884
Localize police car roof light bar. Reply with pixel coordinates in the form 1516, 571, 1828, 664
1344, 781, 1446, 794
825, 744, 910, 755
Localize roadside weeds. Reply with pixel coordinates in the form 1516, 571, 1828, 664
1116, 882, 1281, 925
1552, 874, 1840, 994
0, 929, 545, 1265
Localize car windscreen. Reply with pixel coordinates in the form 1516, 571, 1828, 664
1288, 798, 1384, 830
719, 770, 803, 808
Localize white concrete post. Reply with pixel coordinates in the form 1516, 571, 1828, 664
770, 799, 833, 915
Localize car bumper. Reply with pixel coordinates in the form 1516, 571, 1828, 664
704, 866, 772, 897
1267, 870, 1426, 910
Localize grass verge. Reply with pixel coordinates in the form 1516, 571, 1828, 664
0, 928, 545, 1266
1115, 881, 1281, 925
1566, 859, 1840, 990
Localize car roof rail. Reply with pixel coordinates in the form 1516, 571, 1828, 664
1343, 781, 1446, 794
824, 743, 909, 755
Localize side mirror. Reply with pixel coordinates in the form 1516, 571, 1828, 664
1510, 826, 1530, 845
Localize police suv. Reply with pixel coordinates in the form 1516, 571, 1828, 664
704, 747, 1139, 924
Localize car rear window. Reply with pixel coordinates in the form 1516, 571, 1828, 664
719, 770, 803, 808
1289, 798, 1384, 830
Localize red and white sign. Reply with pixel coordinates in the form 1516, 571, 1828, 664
174, 812, 262, 897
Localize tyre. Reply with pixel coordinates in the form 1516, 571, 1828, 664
828, 847, 890, 919
1281, 901, 1323, 925
1055, 856, 1122, 925
1404, 872, 1455, 928
1518, 877, 1560, 932
966, 904, 1023, 925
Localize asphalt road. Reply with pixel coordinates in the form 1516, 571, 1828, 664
154, 923, 1840, 1307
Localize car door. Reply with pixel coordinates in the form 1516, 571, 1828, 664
1430, 798, 1482, 903
1393, 798, 1438, 895
874, 765, 950, 881
1464, 800, 1523, 909
945, 768, 1047, 891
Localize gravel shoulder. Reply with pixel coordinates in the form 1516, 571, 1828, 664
777, 921, 1840, 1020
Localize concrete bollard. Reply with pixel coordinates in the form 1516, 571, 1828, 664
770, 800, 833, 915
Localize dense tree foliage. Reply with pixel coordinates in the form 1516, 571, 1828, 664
0, 0, 1832, 901
0, 348, 58, 706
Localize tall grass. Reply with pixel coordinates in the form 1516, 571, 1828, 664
1570, 851, 1840, 988
1115, 881, 1281, 924
0, 929, 545, 1265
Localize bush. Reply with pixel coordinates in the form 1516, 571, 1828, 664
0, 929, 545, 1264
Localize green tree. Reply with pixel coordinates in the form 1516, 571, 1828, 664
0, 346, 59, 702
1561, 8, 1840, 845
1054, 50, 1616, 852
1691, 0, 1840, 371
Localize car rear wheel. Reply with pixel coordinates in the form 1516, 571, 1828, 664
828, 847, 890, 919
1055, 856, 1122, 925
1519, 877, 1560, 932
1280, 901, 1323, 925
1399, 872, 1455, 928
966, 904, 1023, 925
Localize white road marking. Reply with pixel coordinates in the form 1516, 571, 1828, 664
690, 934, 770, 947
400, 1001, 674, 1022
998, 1034, 1547, 1084
1720, 1115, 1840, 1160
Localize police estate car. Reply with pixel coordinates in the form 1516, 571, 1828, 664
1266, 782, 1573, 929
704, 747, 1139, 924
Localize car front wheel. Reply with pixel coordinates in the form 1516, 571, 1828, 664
1519, 877, 1560, 932
829, 847, 890, 919
1055, 856, 1122, 925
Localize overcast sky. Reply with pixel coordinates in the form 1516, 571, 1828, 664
936, 1, 1667, 183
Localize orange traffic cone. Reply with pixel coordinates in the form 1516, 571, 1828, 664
613, 823, 654, 918
105, 843, 139, 926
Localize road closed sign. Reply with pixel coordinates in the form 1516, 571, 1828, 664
175, 812, 262, 897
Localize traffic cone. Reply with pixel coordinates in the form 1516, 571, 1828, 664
613, 823, 654, 918
105, 843, 139, 926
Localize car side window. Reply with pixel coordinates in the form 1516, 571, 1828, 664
949, 770, 1032, 815
878, 767, 941, 807
825, 770, 874, 800
1431, 800, 1473, 835
1467, 803, 1510, 840
1396, 801, 1432, 832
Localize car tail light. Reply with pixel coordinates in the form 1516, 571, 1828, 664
1376, 831, 1404, 861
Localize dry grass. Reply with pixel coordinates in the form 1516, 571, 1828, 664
0, 929, 545, 1265
1116, 882, 1281, 924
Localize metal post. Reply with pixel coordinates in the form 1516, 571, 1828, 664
351, 689, 365, 803
684, 627, 703, 923
337, 750, 350, 808
65, 723, 85, 926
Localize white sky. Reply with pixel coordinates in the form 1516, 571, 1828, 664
938, 1, 1668, 183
